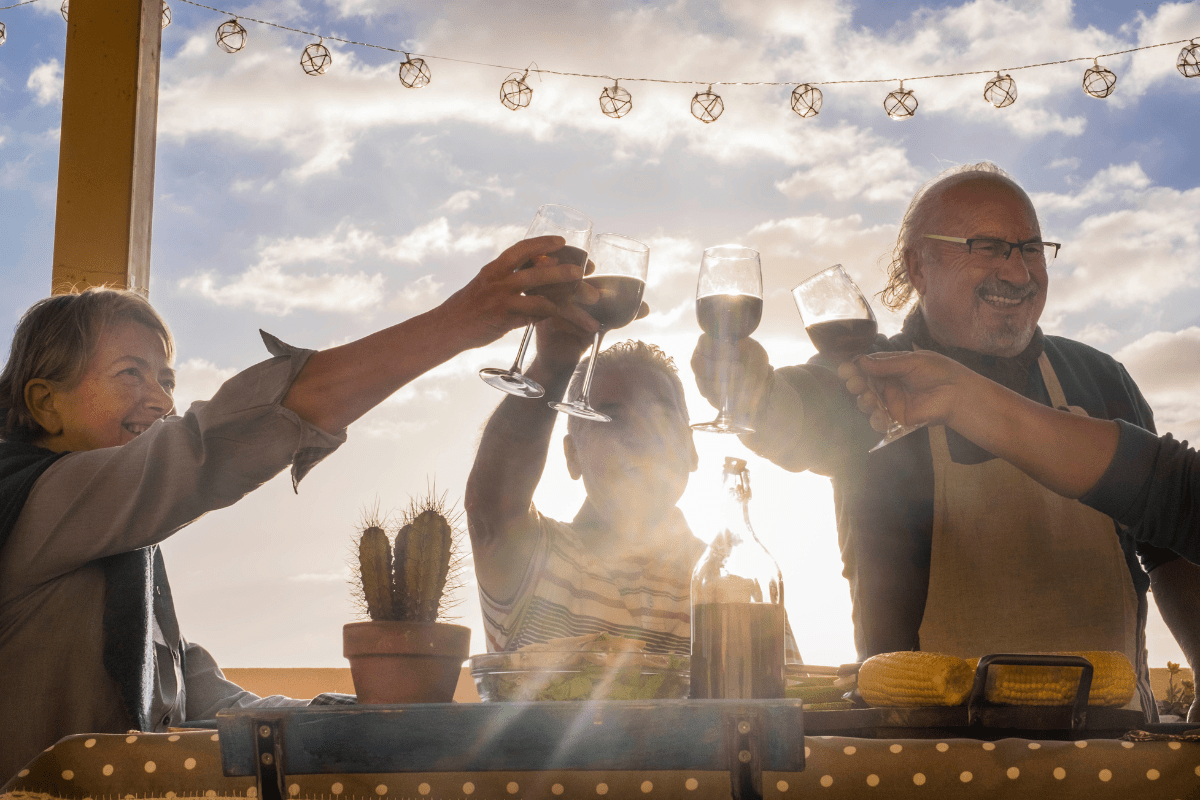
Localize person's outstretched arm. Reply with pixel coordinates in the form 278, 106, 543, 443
463, 313, 596, 602
846, 350, 1119, 499
282, 236, 598, 435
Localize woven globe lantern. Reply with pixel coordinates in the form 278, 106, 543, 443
301, 39, 332, 76
399, 54, 431, 88
216, 19, 247, 53
60, 0, 67, 22
884, 82, 917, 119
691, 85, 723, 123
983, 72, 1017, 108
599, 81, 632, 118
1083, 60, 1117, 98
0, 22, 6, 47
790, 83, 822, 118
501, 70, 532, 110
1178, 39, 1200, 79
160, 1, 171, 29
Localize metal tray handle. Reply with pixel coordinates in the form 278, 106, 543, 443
967, 653, 1094, 731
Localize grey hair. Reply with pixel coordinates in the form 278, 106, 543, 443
880, 161, 1018, 311
0, 287, 175, 441
565, 340, 688, 437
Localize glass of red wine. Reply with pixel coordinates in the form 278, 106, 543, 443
479, 204, 592, 398
692, 245, 763, 434
550, 234, 649, 422
792, 264, 923, 451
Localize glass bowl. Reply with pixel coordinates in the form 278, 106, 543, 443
470, 650, 690, 702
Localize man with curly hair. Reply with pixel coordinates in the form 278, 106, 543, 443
693, 162, 1200, 720
468, 312, 802, 658
467, 309, 706, 654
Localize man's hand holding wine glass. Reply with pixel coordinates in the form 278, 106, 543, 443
690, 334, 773, 430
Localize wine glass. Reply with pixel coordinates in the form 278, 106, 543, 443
792, 264, 923, 451
550, 234, 649, 422
479, 204, 592, 398
692, 245, 763, 434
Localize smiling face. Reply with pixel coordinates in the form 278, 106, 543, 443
907, 176, 1048, 357
29, 319, 176, 452
564, 362, 698, 533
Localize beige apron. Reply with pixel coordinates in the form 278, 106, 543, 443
917, 353, 1147, 711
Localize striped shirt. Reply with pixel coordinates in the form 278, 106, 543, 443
480, 503, 802, 661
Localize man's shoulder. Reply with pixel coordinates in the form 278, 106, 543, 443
1042, 334, 1135, 383
1042, 334, 1151, 426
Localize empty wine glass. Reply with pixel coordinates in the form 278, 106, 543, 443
692, 245, 763, 434
479, 204, 592, 397
550, 234, 649, 422
792, 264, 923, 451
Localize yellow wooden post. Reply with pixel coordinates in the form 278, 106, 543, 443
51, 0, 162, 295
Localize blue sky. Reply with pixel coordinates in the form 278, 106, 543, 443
2, 0, 1199, 670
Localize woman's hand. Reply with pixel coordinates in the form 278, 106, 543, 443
439, 235, 601, 350
838, 350, 977, 432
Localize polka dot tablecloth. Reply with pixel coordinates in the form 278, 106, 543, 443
3, 731, 1199, 799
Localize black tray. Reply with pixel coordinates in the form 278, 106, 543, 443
807, 652, 1149, 740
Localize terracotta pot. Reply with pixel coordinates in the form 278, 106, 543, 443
343, 620, 471, 704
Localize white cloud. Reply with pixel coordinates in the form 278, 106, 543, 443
173, 358, 238, 413
1116, 328, 1200, 441
175, 218, 527, 314
179, 264, 386, 315
1031, 163, 1154, 213
440, 189, 480, 212
27, 59, 63, 106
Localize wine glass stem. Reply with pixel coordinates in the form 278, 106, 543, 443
509, 323, 535, 373
719, 339, 736, 423
578, 330, 606, 405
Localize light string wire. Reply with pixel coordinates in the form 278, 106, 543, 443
173, 0, 1199, 88
5, 0, 1197, 89
0, 0, 46, 10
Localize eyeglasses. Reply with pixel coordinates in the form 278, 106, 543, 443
923, 234, 1060, 263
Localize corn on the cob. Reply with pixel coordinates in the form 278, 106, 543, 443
858, 651, 974, 707
966, 651, 1136, 707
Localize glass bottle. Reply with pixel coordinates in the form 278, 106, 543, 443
690, 457, 786, 699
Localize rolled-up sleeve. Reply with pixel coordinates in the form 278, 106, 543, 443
1081, 420, 1200, 564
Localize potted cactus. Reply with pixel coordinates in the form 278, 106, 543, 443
343, 495, 471, 704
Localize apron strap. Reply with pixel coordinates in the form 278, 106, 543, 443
1037, 352, 1070, 411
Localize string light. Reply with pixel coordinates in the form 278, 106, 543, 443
1083, 58, 1117, 98
884, 81, 917, 119
500, 69, 531, 110
215, 17, 245, 52
399, 53, 431, 88
1179, 39, 1200, 78
983, 72, 1017, 108
599, 80, 632, 118
691, 85, 723, 123
301, 38, 331, 76
790, 83, 822, 118
3, 0, 1197, 121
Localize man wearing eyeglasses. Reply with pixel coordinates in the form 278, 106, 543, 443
693, 162, 1199, 720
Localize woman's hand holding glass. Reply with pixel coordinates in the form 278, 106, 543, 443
479, 204, 594, 397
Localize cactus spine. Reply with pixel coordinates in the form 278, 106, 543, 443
354, 494, 461, 623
